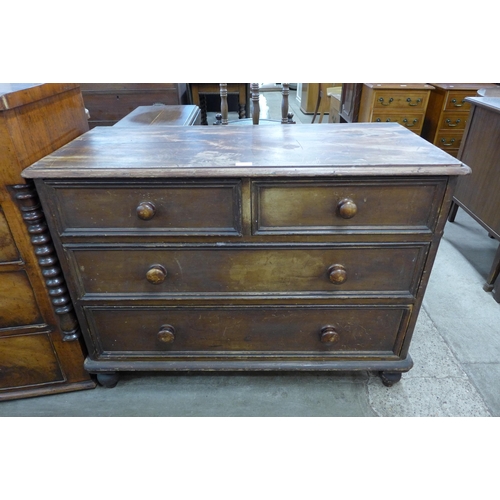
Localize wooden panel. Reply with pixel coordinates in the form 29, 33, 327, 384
44, 180, 242, 236
253, 178, 447, 234
85, 305, 410, 355
0, 271, 43, 329
0, 206, 19, 263
0, 333, 64, 388
68, 244, 427, 297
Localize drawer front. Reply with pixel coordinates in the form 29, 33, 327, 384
372, 91, 429, 111
85, 305, 411, 356
46, 180, 242, 236
0, 207, 20, 263
0, 333, 64, 389
372, 113, 424, 132
439, 112, 467, 131
253, 179, 446, 234
444, 91, 473, 111
436, 132, 463, 152
0, 271, 43, 330
69, 244, 427, 297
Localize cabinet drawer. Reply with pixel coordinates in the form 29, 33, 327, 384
85, 305, 411, 356
372, 91, 429, 110
0, 271, 43, 330
436, 132, 463, 152
69, 244, 427, 297
439, 112, 467, 131
372, 113, 424, 132
44, 180, 242, 236
444, 91, 473, 111
252, 179, 446, 234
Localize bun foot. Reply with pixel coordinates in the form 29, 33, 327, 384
379, 371, 402, 387
96, 372, 120, 388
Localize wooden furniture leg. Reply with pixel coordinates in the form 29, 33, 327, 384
448, 200, 459, 222
251, 83, 260, 124
484, 243, 500, 292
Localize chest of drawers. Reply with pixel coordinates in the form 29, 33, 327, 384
23, 124, 469, 387
421, 83, 497, 157
358, 83, 435, 135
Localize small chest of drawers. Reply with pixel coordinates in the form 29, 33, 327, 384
421, 83, 497, 157
358, 83, 435, 135
23, 124, 469, 388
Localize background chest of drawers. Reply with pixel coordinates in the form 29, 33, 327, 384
358, 83, 435, 135
23, 124, 469, 388
421, 83, 498, 157
79, 83, 190, 128
0, 83, 95, 400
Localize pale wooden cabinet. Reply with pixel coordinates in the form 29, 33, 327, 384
358, 83, 434, 135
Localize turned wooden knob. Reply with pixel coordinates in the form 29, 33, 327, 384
146, 264, 167, 284
338, 198, 357, 219
137, 201, 156, 220
328, 264, 347, 284
320, 325, 339, 343
157, 324, 175, 343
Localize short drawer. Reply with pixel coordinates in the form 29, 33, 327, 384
43, 180, 242, 236
444, 91, 473, 112
372, 91, 429, 110
252, 179, 447, 234
0, 271, 43, 330
436, 132, 463, 152
439, 112, 467, 131
68, 244, 428, 297
84, 305, 411, 356
372, 113, 424, 132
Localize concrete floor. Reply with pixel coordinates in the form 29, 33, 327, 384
1, 89, 499, 417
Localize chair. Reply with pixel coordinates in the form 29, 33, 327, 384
214, 83, 295, 125
311, 83, 325, 124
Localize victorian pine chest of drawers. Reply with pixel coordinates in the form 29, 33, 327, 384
358, 83, 435, 135
421, 83, 497, 157
22, 124, 469, 388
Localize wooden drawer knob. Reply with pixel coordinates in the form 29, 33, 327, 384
158, 324, 175, 343
338, 198, 357, 219
328, 264, 347, 284
137, 201, 156, 220
146, 264, 167, 284
320, 325, 339, 343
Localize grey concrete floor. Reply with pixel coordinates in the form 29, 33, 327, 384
1, 90, 499, 417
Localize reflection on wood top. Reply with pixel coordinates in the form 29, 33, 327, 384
0, 83, 81, 111
22, 123, 470, 179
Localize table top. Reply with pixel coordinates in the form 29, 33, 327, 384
23, 123, 470, 179
465, 96, 500, 113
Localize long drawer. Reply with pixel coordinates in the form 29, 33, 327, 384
84, 305, 411, 357
67, 244, 428, 297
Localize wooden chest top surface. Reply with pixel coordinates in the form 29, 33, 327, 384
22, 123, 469, 179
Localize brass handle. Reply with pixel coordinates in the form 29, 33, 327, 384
451, 98, 465, 107
406, 97, 422, 106
375, 118, 394, 122
146, 264, 167, 284
320, 325, 339, 343
137, 201, 156, 220
328, 264, 347, 285
445, 118, 461, 127
338, 198, 357, 219
157, 324, 175, 343
378, 97, 393, 106
402, 118, 418, 127
441, 138, 456, 147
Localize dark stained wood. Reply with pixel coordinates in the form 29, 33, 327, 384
79, 84, 189, 128
448, 96, 500, 295
113, 104, 201, 127
23, 123, 469, 386
340, 83, 363, 123
0, 83, 95, 400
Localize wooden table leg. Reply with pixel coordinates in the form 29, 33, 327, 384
448, 200, 459, 222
